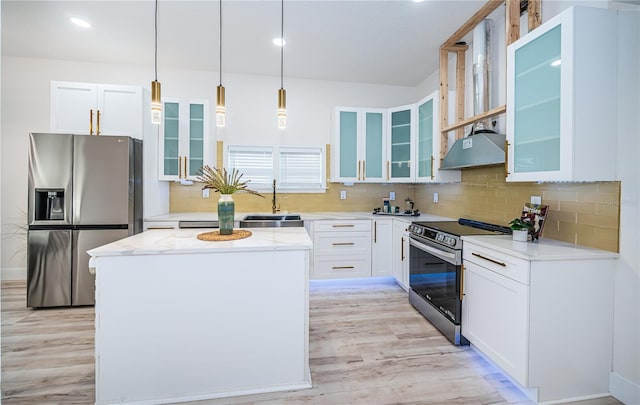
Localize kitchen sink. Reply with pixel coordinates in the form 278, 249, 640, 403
239, 214, 303, 228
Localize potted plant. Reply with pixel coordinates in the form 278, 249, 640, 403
196, 166, 263, 235
509, 218, 532, 242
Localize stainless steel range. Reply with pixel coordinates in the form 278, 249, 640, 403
407, 218, 510, 345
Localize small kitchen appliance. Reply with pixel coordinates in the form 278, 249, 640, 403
407, 218, 510, 345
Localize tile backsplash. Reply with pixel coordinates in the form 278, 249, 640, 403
170, 145, 620, 252
414, 166, 620, 252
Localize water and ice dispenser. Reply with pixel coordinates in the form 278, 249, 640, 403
34, 189, 65, 221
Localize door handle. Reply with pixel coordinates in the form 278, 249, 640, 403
332, 242, 354, 246
401, 237, 405, 261
504, 140, 510, 178
460, 264, 465, 300
96, 110, 101, 135
374, 221, 377, 243
430, 155, 435, 179
178, 156, 183, 178
472, 252, 506, 267
89, 109, 94, 135
362, 160, 366, 180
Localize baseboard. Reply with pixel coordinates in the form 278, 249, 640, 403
1, 267, 26, 281
610, 372, 640, 405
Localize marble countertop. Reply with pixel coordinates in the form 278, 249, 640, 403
88, 227, 313, 257
145, 211, 453, 223
462, 235, 619, 261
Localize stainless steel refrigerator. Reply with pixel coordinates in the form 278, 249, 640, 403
27, 133, 142, 307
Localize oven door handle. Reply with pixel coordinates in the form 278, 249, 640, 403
409, 238, 458, 265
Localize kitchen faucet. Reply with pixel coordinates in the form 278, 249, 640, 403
272, 179, 280, 214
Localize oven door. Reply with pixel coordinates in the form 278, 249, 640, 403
409, 236, 462, 324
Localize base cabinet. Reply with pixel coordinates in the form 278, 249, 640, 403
462, 241, 614, 403
312, 220, 372, 280
371, 219, 392, 277
391, 220, 410, 290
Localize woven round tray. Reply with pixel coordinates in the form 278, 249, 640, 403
197, 229, 252, 242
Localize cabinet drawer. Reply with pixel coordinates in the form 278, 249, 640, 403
314, 232, 371, 255
314, 256, 372, 279
463, 243, 530, 285
314, 220, 371, 232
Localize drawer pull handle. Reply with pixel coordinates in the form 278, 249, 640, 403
332, 242, 354, 246
472, 252, 506, 267
332, 224, 355, 228
332, 266, 355, 270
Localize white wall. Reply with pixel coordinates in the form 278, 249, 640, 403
0, 56, 417, 279
612, 6, 640, 404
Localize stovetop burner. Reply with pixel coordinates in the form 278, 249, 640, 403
408, 218, 511, 250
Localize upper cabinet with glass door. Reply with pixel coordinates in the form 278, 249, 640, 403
333, 108, 386, 183
387, 105, 415, 182
415, 91, 460, 183
506, 6, 617, 182
158, 99, 213, 181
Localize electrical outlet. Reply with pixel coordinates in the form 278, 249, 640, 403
531, 195, 542, 205
433, 192, 439, 203
202, 189, 210, 198
389, 191, 396, 201
340, 190, 347, 200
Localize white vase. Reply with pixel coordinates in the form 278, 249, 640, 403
512, 229, 529, 242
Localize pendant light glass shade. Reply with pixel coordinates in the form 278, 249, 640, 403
151, 80, 162, 124
277, 88, 286, 129
216, 84, 226, 127
151, 0, 162, 125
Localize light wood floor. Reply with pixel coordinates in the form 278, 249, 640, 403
1, 278, 623, 405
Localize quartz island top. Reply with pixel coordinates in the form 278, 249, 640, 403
462, 234, 618, 261
88, 227, 312, 257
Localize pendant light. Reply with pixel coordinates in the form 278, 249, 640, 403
151, 0, 162, 125
277, 0, 286, 129
216, 0, 226, 127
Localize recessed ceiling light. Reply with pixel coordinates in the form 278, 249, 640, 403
272, 38, 286, 47
70, 17, 91, 29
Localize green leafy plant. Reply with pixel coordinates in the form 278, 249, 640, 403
509, 218, 533, 231
196, 166, 264, 197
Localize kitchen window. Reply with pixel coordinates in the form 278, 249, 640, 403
227, 145, 326, 193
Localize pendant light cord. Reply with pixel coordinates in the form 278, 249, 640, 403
280, 0, 284, 89
219, 0, 223, 86
154, 0, 158, 81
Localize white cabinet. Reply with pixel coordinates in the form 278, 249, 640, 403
312, 220, 372, 280
371, 219, 392, 277
506, 6, 617, 182
415, 91, 460, 183
333, 108, 386, 183
387, 105, 415, 183
158, 99, 213, 181
462, 240, 615, 403
50, 81, 143, 138
391, 219, 410, 290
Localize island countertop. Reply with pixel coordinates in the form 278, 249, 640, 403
88, 227, 312, 257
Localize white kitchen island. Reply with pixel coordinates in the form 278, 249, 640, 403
88, 227, 313, 405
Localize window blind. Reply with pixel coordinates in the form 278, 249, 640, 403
227, 147, 273, 187
279, 147, 324, 190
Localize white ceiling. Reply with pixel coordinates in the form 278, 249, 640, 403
1, 0, 490, 87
